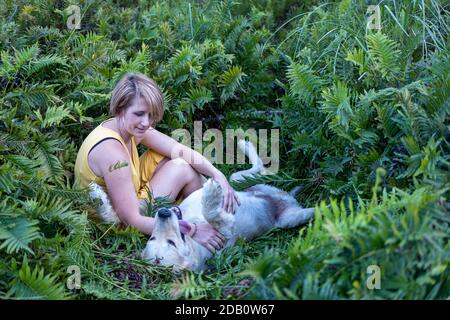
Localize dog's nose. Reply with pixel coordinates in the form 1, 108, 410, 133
157, 208, 172, 219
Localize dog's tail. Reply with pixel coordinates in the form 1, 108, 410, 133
229, 139, 264, 182
89, 182, 120, 223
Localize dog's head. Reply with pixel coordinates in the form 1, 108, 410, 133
141, 206, 195, 271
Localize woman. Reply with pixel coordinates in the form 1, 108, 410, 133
74, 73, 240, 253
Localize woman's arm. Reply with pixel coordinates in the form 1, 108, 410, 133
90, 139, 155, 234
140, 128, 240, 213
140, 128, 220, 176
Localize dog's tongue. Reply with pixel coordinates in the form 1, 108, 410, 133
178, 220, 192, 235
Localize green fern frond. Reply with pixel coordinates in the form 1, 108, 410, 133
34, 137, 65, 182
44, 186, 93, 204
287, 62, 322, 104
393, 89, 435, 144
301, 275, 340, 300
5, 83, 60, 110
4, 155, 39, 176
7, 256, 67, 300
366, 33, 400, 81
353, 129, 379, 148
0, 216, 42, 254
375, 103, 399, 138
166, 44, 202, 86
345, 48, 366, 74
224, 17, 251, 52
13, 43, 40, 73
26, 26, 63, 42
320, 81, 353, 132
0, 132, 35, 159
186, 86, 213, 110
26, 53, 68, 75
114, 43, 150, 80
199, 39, 233, 68
0, 166, 17, 194
0, 51, 15, 77
229, 172, 309, 192
34, 105, 75, 128
171, 272, 212, 299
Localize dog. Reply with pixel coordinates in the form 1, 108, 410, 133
140, 140, 316, 271
89, 140, 316, 271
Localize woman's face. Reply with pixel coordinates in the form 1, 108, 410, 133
119, 96, 152, 138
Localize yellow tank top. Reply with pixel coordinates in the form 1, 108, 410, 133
74, 119, 140, 193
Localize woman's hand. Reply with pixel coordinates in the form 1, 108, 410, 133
193, 223, 225, 253
213, 172, 241, 214
179, 220, 225, 253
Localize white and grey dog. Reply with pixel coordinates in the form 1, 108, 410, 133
89, 140, 316, 272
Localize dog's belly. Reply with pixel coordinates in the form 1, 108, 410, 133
233, 195, 274, 239
179, 187, 274, 241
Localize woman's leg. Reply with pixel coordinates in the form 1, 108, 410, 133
148, 158, 204, 200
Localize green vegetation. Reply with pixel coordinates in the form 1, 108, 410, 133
0, 0, 448, 299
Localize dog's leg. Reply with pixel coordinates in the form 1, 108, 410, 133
275, 206, 315, 229
201, 179, 235, 242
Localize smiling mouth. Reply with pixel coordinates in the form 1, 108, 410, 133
170, 206, 183, 220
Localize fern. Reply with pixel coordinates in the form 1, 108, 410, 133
34, 105, 75, 128
13, 43, 40, 73
320, 81, 353, 132
218, 65, 247, 104
287, 62, 322, 104
366, 33, 400, 81
33, 136, 65, 182
7, 256, 67, 300
246, 176, 450, 299
186, 86, 213, 111
4, 155, 38, 175
345, 48, 366, 75
5, 83, 60, 111
374, 103, 399, 138
26, 53, 68, 75
0, 166, 17, 194
165, 44, 202, 86
113, 43, 150, 80
171, 272, 213, 299
0, 214, 42, 254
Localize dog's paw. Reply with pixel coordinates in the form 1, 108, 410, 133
202, 179, 224, 219
202, 179, 223, 204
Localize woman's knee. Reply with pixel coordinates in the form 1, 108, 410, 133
166, 158, 198, 182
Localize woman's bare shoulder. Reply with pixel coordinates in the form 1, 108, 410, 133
88, 139, 128, 177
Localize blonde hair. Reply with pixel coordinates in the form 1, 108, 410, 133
110, 73, 164, 127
